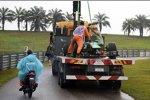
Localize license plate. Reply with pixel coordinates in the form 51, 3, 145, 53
95, 68, 104, 72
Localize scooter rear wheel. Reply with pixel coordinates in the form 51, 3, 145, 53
28, 90, 32, 98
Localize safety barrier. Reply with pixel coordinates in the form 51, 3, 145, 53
118, 49, 150, 57
0, 50, 150, 70
0, 51, 45, 70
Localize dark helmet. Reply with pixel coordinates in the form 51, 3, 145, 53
27, 49, 33, 55
80, 21, 84, 25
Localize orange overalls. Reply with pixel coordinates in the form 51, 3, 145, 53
68, 25, 91, 54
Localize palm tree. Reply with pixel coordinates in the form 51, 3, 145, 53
94, 12, 111, 32
145, 19, 150, 36
47, 8, 65, 31
29, 6, 47, 31
12, 7, 25, 31
22, 10, 31, 31
134, 15, 150, 37
0, 7, 14, 31
65, 12, 73, 21
122, 18, 135, 36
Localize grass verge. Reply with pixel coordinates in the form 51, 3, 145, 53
122, 59, 150, 100
0, 68, 18, 87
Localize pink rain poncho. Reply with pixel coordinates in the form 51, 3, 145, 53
17, 54, 43, 81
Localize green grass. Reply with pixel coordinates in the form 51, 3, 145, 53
122, 59, 150, 100
0, 68, 18, 87
103, 34, 150, 49
0, 31, 150, 54
0, 31, 50, 54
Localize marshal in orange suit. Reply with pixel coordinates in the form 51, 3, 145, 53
68, 21, 91, 55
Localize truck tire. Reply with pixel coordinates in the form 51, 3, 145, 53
58, 72, 66, 88
100, 80, 121, 90
106, 43, 117, 59
112, 80, 121, 91
58, 62, 66, 88
52, 60, 58, 76
99, 80, 112, 89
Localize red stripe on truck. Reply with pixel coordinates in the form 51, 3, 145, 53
102, 59, 113, 65
109, 76, 119, 80
76, 75, 89, 80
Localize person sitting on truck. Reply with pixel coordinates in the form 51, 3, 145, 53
67, 21, 91, 57
17, 49, 43, 91
90, 27, 104, 45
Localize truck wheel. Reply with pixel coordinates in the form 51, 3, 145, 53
112, 80, 121, 91
68, 80, 76, 88
58, 62, 66, 88
106, 43, 117, 59
52, 61, 58, 76
99, 81, 112, 89
58, 72, 66, 88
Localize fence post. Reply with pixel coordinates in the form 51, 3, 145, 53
145, 49, 146, 57
133, 50, 134, 57
127, 49, 128, 57
9, 54, 11, 69
122, 49, 123, 57
0, 55, 2, 70
16, 53, 19, 67
37, 52, 40, 59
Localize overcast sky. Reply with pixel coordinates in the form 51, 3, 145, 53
0, 1, 150, 36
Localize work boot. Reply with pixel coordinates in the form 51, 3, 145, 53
19, 86, 24, 91
33, 83, 38, 91
35, 83, 38, 88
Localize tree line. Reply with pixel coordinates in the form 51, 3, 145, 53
0, 6, 149, 37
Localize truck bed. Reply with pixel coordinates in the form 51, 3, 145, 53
57, 56, 135, 65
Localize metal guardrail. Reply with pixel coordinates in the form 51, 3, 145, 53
0, 50, 150, 70
118, 49, 150, 57
0, 51, 45, 70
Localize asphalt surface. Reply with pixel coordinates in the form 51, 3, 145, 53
0, 66, 135, 100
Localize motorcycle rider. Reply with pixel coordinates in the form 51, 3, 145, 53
17, 49, 43, 91
67, 21, 91, 57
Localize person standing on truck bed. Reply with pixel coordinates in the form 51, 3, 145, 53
67, 21, 91, 57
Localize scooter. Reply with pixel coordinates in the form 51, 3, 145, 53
22, 71, 37, 98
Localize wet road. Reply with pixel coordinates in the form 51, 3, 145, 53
0, 66, 134, 100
